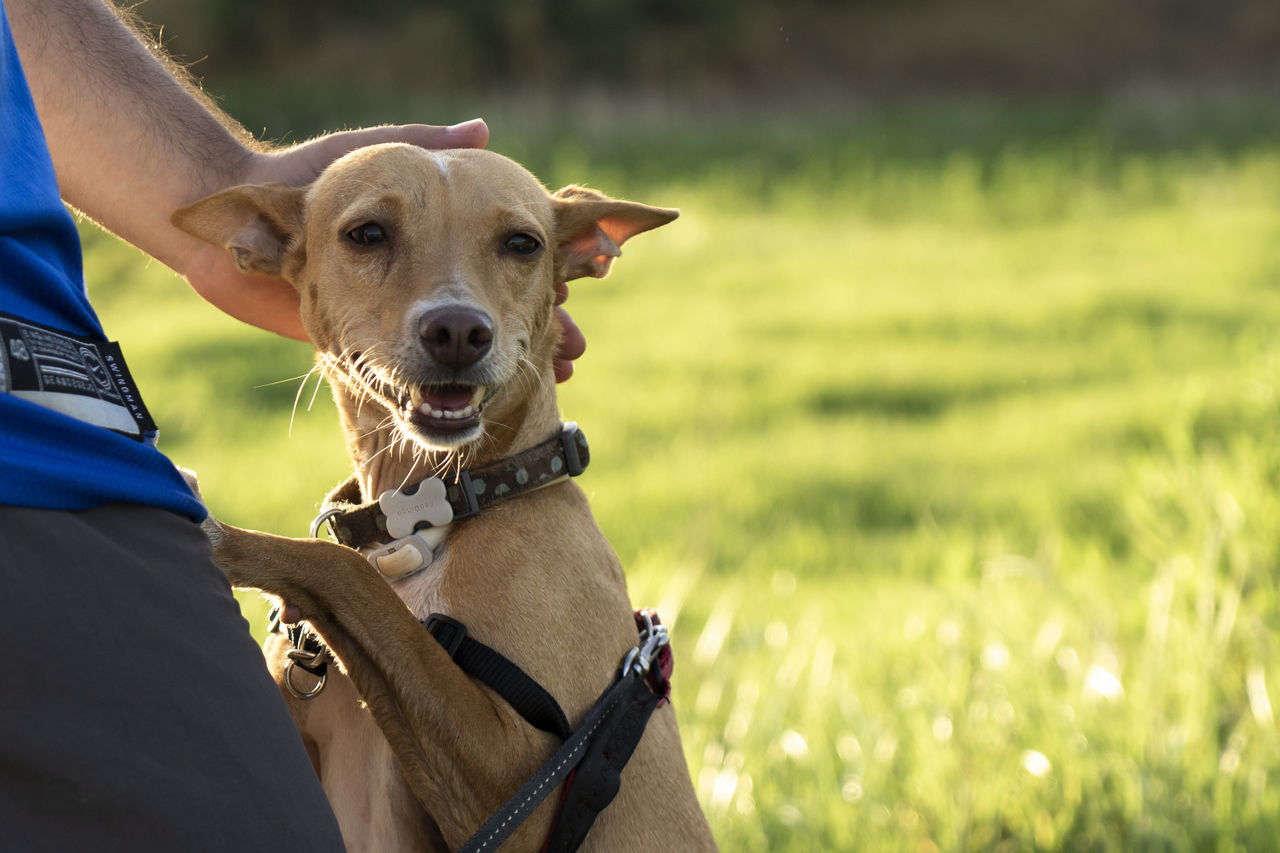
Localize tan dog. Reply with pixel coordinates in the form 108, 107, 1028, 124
173, 144, 717, 852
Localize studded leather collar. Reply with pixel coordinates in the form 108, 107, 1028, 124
316, 422, 590, 552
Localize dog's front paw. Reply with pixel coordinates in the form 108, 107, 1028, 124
178, 466, 230, 553
178, 466, 205, 502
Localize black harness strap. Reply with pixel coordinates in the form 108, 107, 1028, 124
456, 669, 641, 853
541, 609, 672, 851
273, 606, 670, 853
440, 610, 673, 853
540, 675, 664, 852
424, 614, 573, 741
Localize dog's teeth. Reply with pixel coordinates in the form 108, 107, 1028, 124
413, 386, 486, 421
418, 403, 477, 420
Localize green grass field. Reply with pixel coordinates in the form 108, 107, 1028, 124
88, 101, 1280, 851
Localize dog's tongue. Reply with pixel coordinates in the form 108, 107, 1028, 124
422, 385, 475, 412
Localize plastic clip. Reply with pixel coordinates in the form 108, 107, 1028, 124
424, 613, 469, 658
453, 470, 481, 520
367, 533, 435, 580
559, 421, 588, 477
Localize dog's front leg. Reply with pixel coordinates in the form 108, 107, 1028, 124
203, 518, 562, 850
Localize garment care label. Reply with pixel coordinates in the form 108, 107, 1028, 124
0, 313, 158, 442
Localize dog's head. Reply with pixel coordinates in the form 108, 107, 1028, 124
173, 144, 676, 455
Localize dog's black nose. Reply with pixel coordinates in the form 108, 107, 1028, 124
419, 306, 494, 370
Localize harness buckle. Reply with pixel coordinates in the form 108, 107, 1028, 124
623, 611, 670, 680
424, 613, 469, 658
622, 609, 672, 704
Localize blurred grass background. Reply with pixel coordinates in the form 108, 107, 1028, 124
84, 1, 1280, 849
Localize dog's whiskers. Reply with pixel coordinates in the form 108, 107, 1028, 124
320, 334, 553, 497
255, 369, 317, 389
288, 361, 328, 436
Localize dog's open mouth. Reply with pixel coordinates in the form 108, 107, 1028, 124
333, 353, 496, 445
405, 383, 488, 433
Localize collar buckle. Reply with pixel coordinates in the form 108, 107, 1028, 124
559, 421, 588, 477
453, 469, 482, 520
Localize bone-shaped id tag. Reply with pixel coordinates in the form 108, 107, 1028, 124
365, 479, 456, 580
378, 478, 454, 539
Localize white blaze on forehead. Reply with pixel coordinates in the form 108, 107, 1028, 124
426, 150, 452, 183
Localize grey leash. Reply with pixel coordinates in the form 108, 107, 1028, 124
456, 670, 637, 853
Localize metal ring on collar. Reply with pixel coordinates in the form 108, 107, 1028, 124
310, 507, 344, 539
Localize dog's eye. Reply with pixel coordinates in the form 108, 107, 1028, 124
347, 223, 388, 247
503, 233, 542, 257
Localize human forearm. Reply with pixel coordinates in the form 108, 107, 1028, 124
7, 0, 490, 339
3, 0, 309, 335
8, 0, 255, 269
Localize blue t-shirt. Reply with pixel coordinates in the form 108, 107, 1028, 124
0, 1, 204, 520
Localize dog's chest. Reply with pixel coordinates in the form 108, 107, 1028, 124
386, 549, 451, 619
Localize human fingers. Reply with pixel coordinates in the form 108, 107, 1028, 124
553, 306, 586, 383
181, 249, 309, 341
248, 120, 490, 186
367, 119, 490, 152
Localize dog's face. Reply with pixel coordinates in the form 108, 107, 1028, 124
173, 144, 676, 454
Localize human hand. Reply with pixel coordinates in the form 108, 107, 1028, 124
553, 284, 587, 383
242, 120, 490, 189
180, 121, 492, 341
11, 0, 586, 369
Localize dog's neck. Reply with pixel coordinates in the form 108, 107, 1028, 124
332, 374, 562, 502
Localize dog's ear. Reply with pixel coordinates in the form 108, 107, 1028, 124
171, 183, 306, 279
552, 186, 678, 281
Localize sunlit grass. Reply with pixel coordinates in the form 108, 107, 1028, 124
88, 106, 1280, 849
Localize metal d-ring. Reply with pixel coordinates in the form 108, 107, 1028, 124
284, 655, 327, 700
310, 507, 344, 540
284, 638, 330, 700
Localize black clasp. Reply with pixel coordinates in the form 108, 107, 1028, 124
559, 422, 588, 477
424, 613, 469, 658
453, 470, 482, 520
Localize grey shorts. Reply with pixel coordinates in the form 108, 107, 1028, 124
0, 504, 345, 852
